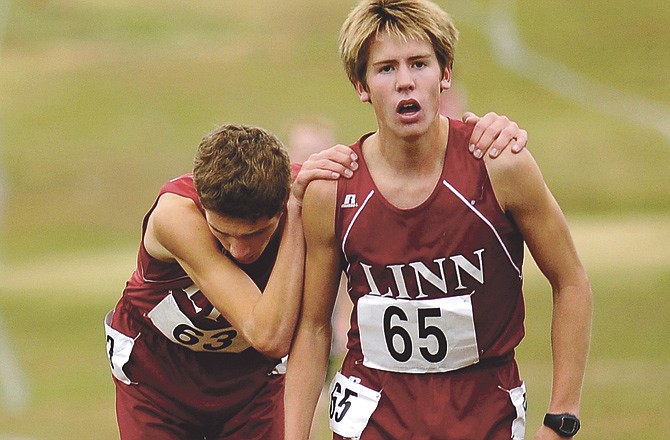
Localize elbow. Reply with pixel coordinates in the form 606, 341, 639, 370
247, 329, 292, 359
552, 269, 592, 300
578, 273, 594, 304
253, 338, 291, 359
263, 344, 291, 360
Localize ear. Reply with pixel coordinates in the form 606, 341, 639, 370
355, 81, 371, 103
440, 66, 452, 92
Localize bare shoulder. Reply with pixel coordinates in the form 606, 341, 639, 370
484, 145, 537, 178
145, 192, 205, 261
484, 147, 547, 213
304, 179, 338, 208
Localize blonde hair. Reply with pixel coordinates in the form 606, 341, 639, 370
193, 124, 291, 221
339, 0, 458, 90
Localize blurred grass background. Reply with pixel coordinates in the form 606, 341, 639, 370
0, 0, 668, 438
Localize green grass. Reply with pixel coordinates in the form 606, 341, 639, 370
0, 291, 119, 439
0, 0, 669, 438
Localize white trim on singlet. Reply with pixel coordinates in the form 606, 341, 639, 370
342, 189, 375, 265
442, 179, 523, 279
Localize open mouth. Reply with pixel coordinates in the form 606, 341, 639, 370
397, 99, 421, 115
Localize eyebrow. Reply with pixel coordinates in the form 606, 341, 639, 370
371, 53, 433, 67
208, 222, 268, 238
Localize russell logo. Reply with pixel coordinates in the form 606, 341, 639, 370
341, 194, 358, 208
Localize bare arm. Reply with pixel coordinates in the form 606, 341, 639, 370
145, 193, 305, 359
284, 179, 342, 439
463, 111, 529, 158
486, 149, 593, 439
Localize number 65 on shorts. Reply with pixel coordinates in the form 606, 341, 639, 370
329, 372, 382, 439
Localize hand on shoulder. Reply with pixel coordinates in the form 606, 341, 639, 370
292, 144, 358, 204
462, 111, 528, 159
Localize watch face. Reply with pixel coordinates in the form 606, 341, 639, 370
560, 416, 579, 434
544, 413, 580, 437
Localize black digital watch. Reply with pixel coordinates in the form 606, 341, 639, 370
543, 413, 580, 437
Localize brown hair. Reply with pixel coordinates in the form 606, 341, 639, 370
193, 124, 291, 221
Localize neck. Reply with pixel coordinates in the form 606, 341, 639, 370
374, 116, 450, 172
360, 116, 452, 210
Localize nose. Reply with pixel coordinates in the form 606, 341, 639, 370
227, 239, 254, 262
396, 65, 415, 91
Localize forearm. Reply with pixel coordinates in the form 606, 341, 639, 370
548, 281, 593, 414
284, 177, 340, 437
247, 198, 305, 356
285, 322, 332, 439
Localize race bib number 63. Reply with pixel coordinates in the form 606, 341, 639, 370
357, 294, 480, 373
147, 294, 251, 353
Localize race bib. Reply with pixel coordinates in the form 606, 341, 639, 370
329, 371, 381, 439
104, 310, 135, 385
147, 294, 251, 353
358, 294, 479, 373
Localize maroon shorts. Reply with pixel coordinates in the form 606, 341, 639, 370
115, 373, 284, 440
107, 304, 284, 439
331, 354, 526, 440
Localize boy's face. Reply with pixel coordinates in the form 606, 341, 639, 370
356, 32, 451, 140
205, 210, 282, 264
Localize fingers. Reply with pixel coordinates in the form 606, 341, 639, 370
510, 128, 528, 153
292, 144, 359, 204
467, 112, 501, 159
321, 144, 359, 169
291, 169, 339, 203
301, 144, 358, 178
461, 111, 479, 124
467, 112, 528, 159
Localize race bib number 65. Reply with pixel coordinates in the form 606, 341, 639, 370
329, 372, 381, 439
357, 294, 480, 373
